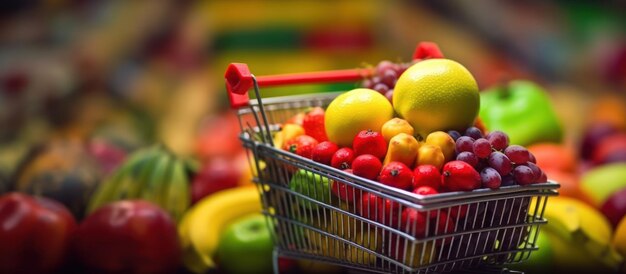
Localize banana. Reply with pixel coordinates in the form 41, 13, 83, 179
180, 185, 261, 273
535, 196, 624, 270
140, 153, 172, 205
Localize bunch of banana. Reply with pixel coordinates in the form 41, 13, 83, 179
178, 185, 262, 273
87, 144, 191, 222
531, 196, 624, 272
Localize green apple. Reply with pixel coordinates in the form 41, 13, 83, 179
516, 231, 554, 274
289, 169, 331, 210
217, 213, 274, 273
479, 80, 563, 146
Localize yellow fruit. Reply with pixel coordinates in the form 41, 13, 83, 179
425, 131, 456, 162
329, 202, 356, 238
273, 123, 305, 149
417, 144, 445, 170
382, 118, 415, 143
346, 232, 381, 265
325, 88, 394, 147
383, 133, 421, 167
613, 217, 626, 258
393, 59, 480, 139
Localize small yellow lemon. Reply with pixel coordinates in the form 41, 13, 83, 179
393, 59, 479, 139
325, 88, 394, 147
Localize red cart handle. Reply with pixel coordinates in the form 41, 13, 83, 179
225, 41, 443, 108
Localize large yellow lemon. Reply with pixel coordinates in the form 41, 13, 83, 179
325, 88, 394, 147
393, 59, 479, 139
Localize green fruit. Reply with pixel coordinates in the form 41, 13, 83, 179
289, 169, 331, 210
516, 231, 554, 274
479, 80, 563, 146
216, 213, 274, 274
580, 163, 626, 207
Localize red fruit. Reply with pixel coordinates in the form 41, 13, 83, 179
283, 135, 319, 159
447, 204, 469, 219
413, 165, 442, 190
72, 200, 180, 274
331, 169, 357, 202
430, 211, 455, 245
353, 130, 387, 159
441, 161, 481, 192
191, 158, 242, 204
302, 107, 328, 142
331, 147, 355, 169
352, 154, 383, 180
400, 207, 427, 238
359, 193, 381, 221
412, 186, 438, 196
378, 198, 400, 228
311, 141, 339, 165
379, 162, 413, 190
0, 193, 77, 273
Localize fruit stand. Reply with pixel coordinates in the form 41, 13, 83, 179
223, 43, 559, 273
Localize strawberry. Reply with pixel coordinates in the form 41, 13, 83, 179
331, 148, 355, 170
441, 161, 481, 191
379, 162, 413, 190
302, 107, 328, 142
282, 135, 319, 159
352, 130, 387, 159
352, 154, 382, 180
331, 169, 357, 202
413, 165, 442, 190
311, 141, 339, 165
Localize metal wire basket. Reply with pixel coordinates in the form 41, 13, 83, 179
224, 58, 559, 274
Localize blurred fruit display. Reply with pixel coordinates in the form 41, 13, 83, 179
12, 139, 103, 219
0, 193, 77, 274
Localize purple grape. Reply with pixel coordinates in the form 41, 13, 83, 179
381, 70, 398, 87
501, 175, 517, 186
486, 131, 509, 151
362, 78, 373, 89
376, 60, 397, 75
526, 162, 542, 182
488, 152, 513, 176
372, 83, 389, 94
513, 165, 535, 185
473, 138, 492, 159
457, 151, 479, 167
384, 89, 394, 102
528, 152, 537, 164
537, 170, 548, 183
480, 167, 502, 189
447, 130, 462, 141
504, 145, 531, 165
476, 159, 488, 171
465, 127, 484, 140
456, 136, 475, 154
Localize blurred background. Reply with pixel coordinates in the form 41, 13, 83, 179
1, 0, 625, 273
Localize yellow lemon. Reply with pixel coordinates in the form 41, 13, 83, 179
393, 59, 479, 139
325, 88, 394, 147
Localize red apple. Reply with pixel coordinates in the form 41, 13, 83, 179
72, 200, 180, 274
0, 193, 77, 273
191, 158, 242, 204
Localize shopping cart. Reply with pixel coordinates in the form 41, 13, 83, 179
224, 46, 559, 274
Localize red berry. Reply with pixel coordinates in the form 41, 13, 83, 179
359, 193, 381, 221
412, 186, 439, 196
352, 130, 387, 159
400, 207, 427, 238
447, 204, 469, 219
302, 107, 328, 142
441, 161, 481, 191
311, 141, 339, 165
430, 211, 455, 244
378, 198, 400, 228
331, 169, 357, 202
352, 154, 383, 180
331, 148, 355, 169
282, 135, 319, 159
379, 162, 413, 190
412, 165, 442, 190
